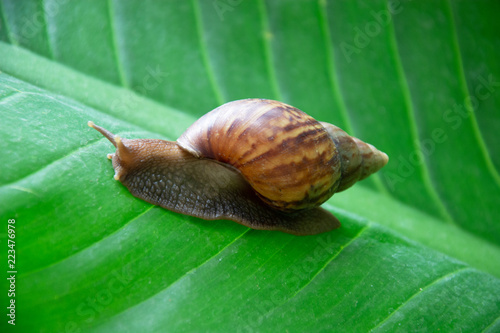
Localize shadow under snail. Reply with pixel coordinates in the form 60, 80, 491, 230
89, 99, 388, 235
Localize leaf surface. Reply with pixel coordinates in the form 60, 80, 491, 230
1, 1, 499, 332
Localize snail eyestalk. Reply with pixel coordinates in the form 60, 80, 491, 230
88, 121, 117, 147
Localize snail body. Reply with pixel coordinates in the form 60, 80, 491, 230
89, 99, 388, 235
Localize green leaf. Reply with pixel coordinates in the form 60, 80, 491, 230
1, 0, 499, 332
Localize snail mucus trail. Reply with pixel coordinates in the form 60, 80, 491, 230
89, 99, 388, 235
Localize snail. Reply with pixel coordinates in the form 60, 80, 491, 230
88, 99, 388, 235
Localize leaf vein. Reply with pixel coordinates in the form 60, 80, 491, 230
290, 223, 372, 299
317, 0, 353, 134
319, 0, 389, 196
40, 0, 55, 59
0, 135, 112, 189
192, 0, 224, 105
0, 89, 22, 104
195, 236, 296, 320
0, 0, 14, 44
19, 205, 156, 279
481, 313, 500, 333
93, 228, 252, 328
387, 1, 455, 224
257, 0, 282, 100
368, 266, 470, 332
446, 0, 500, 185
107, 0, 128, 87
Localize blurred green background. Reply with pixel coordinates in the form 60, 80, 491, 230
1, 0, 499, 332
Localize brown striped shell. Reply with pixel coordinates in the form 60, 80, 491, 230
88, 99, 388, 235
177, 99, 341, 211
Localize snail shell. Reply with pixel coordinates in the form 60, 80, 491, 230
89, 99, 388, 235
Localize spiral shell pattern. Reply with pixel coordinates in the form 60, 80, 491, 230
177, 99, 342, 211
